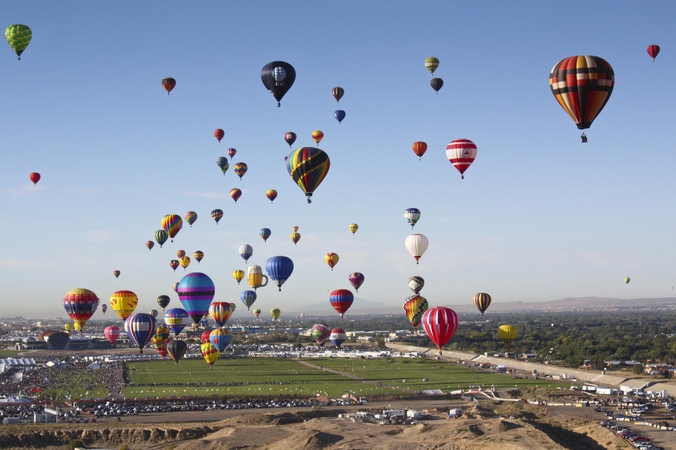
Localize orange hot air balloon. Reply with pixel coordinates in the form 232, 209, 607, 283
176, 250, 186, 259
266, 189, 278, 203
412, 141, 427, 160
311, 130, 324, 144
324, 253, 339, 271
230, 188, 242, 203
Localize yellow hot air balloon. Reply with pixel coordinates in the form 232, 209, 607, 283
290, 231, 301, 245
497, 325, 518, 349
270, 308, 281, 321
324, 253, 339, 271
109, 290, 139, 321
74, 322, 83, 332
348, 223, 358, 235
179, 256, 191, 270
200, 342, 220, 368
5, 24, 32, 60
64, 323, 73, 332
233, 270, 245, 285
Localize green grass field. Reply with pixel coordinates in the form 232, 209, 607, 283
120, 357, 569, 399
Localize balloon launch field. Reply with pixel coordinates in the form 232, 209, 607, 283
118, 358, 568, 399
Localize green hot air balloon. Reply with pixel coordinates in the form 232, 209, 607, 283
5, 24, 31, 60
155, 229, 168, 248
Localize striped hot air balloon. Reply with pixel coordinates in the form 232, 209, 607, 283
473, 293, 492, 316
177, 272, 215, 325
209, 328, 232, 352
125, 313, 158, 354
402, 294, 429, 328
329, 289, 354, 318
329, 328, 347, 348
208, 302, 236, 327
286, 147, 330, 203
63, 289, 99, 333
421, 307, 459, 355
161, 214, 183, 241
311, 323, 331, 347
446, 139, 477, 179
201, 342, 220, 368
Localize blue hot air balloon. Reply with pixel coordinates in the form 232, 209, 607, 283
164, 308, 190, 337
334, 110, 346, 124
177, 272, 215, 325
209, 328, 232, 353
259, 228, 271, 243
240, 290, 257, 310
125, 313, 158, 354
265, 256, 294, 291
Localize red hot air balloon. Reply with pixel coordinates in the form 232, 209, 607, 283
104, 326, 120, 344
29, 172, 40, 185
421, 307, 459, 356
162, 77, 176, 94
230, 188, 242, 203
214, 128, 225, 142
647, 45, 660, 61
284, 132, 297, 147
412, 142, 427, 160
329, 289, 354, 318
446, 139, 477, 179
145, 241, 154, 251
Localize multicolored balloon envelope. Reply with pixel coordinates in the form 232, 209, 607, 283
329, 289, 354, 318
473, 293, 491, 316
201, 329, 212, 344
101, 304, 108, 314
259, 228, 271, 242
233, 163, 247, 180
194, 251, 204, 263
402, 294, 429, 328
253, 308, 261, 317
113, 270, 120, 278
311, 130, 324, 144
209, 328, 232, 352
161, 77, 176, 94
265, 256, 294, 291
421, 307, 459, 355
201, 342, 220, 368
184, 211, 198, 227
329, 328, 347, 348
311, 323, 331, 347
240, 290, 257, 310
216, 157, 229, 175
104, 326, 120, 344
239, 244, 253, 263
446, 139, 477, 179
164, 308, 190, 337
324, 253, 339, 271
286, 147, 330, 203
208, 301, 235, 327
166, 339, 188, 365
227, 148, 237, 158
161, 214, 183, 241
408, 276, 424, 294
284, 132, 297, 148
332, 87, 344, 102
155, 230, 168, 247
178, 272, 215, 324
261, 61, 296, 107
146, 241, 155, 251
63, 288, 99, 332
348, 272, 364, 292
266, 189, 278, 203
125, 313, 158, 354
425, 57, 439, 75
404, 208, 421, 228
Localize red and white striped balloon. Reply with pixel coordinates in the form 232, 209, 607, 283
446, 139, 477, 179
421, 307, 459, 353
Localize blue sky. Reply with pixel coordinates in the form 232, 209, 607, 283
2, 1, 676, 320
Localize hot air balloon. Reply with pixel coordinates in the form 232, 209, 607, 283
152, 325, 171, 358
64, 323, 74, 332
5, 24, 31, 60
208, 302, 236, 327
179, 256, 190, 270
290, 231, 301, 245
155, 345, 168, 359
270, 308, 281, 321
332, 87, 344, 102
292, 226, 298, 232
101, 304, 108, 314
311, 323, 331, 346
177, 272, 215, 325
155, 230, 168, 248
29, 172, 40, 185
421, 307, 459, 355
348, 272, 365, 292
113, 270, 120, 278
146, 241, 155, 251
201, 329, 212, 344
404, 208, 421, 228
647, 45, 660, 61
265, 256, 294, 291
446, 139, 477, 179
329, 328, 347, 348
549, 55, 614, 141
104, 325, 120, 344
170, 260, 179, 272
497, 324, 518, 348
109, 290, 139, 321
233, 163, 248, 180
164, 308, 190, 337
473, 293, 491, 316
240, 290, 257, 310
403, 294, 429, 328
74, 322, 83, 333
233, 269, 245, 285
247, 264, 268, 290
176, 250, 186, 259
253, 308, 262, 317
161, 214, 183, 242
125, 313, 158, 354
287, 147, 330, 203
216, 156, 229, 175
624, 277, 631, 284
348, 223, 358, 235
149, 309, 158, 318
311, 130, 324, 144
325, 253, 339, 271
184, 211, 197, 227
161, 77, 176, 94
214, 128, 225, 142
412, 142, 427, 161
166, 339, 188, 365
284, 132, 297, 147
261, 61, 296, 106
230, 188, 242, 203
157, 295, 170, 310
334, 110, 346, 124
211, 209, 223, 224
405, 234, 429, 264
172, 282, 179, 293
266, 189, 278, 203
194, 251, 204, 263
206, 328, 230, 353
259, 228, 271, 243
329, 289, 354, 318
425, 57, 439, 76
408, 276, 424, 294
239, 244, 253, 263
430, 78, 443, 93
201, 343, 220, 368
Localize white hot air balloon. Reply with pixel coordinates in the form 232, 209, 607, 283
405, 234, 429, 264
446, 139, 477, 179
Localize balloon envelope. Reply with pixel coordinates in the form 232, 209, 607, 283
201, 342, 220, 366
265, 256, 294, 291
498, 324, 518, 348
261, 61, 296, 106
348, 272, 364, 292
647, 45, 660, 61
408, 276, 424, 294
239, 244, 253, 263
473, 293, 492, 315
5, 24, 32, 60
430, 78, 443, 93
109, 290, 138, 321
446, 139, 477, 179
125, 313, 158, 354
209, 328, 232, 352
405, 234, 429, 264
329, 289, 354, 318
286, 147, 330, 203
214, 128, 225, 142
29, 172, 40, 185
266, 189, 278, 203
166, 340, 188, 364
211, 209, 223, 224
425, 57, 439, 75
311, 323, 331, 346
259, 228, 271, 242
332, 87, 344, 102
161, 77, 176, 94
104, 326, 120, 344
164, 308, 190, 337
161, 214, 183, 240
208, 301, 235, 327
421, 307, 459, 352
240, 290, 257, 310
334, 110, 346, 124
184, 211, 197, 227
177, 272, 215, 324
402, 294, 429, 328
157, 295, 170, 310
270, 308, 281, 321
63, 289, 99, 332
284, 132, 297, 147
412, 142, 427, 160
329, 328, 347, 348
